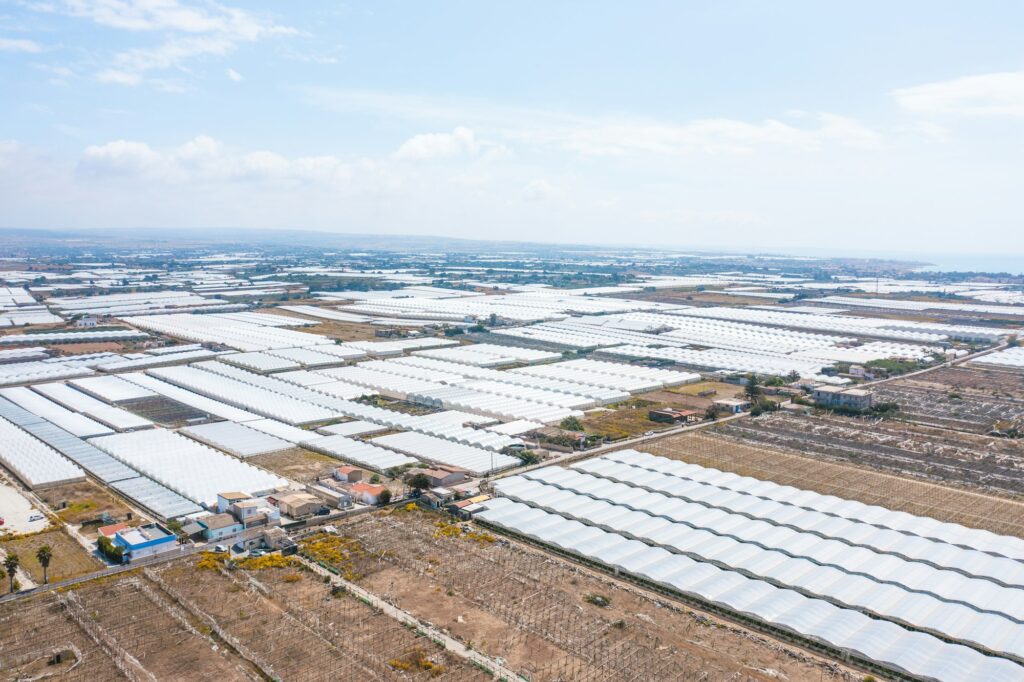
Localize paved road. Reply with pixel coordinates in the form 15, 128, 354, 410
298, 555, 522, 681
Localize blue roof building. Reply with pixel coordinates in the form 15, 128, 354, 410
113, 523, 178, 563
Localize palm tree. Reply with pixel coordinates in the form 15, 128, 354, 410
36, 545, 53, 585
3, 552, 19, 593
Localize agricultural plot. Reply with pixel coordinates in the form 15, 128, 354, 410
148, 553, 488, 681
874, 365, 1024, 434
249, 447, 344, 483
642, 430, 1024, 539
37, 479, 138, 531
719, 412, 1024, 496
311, 508, 859, 682
581, 398, 681, 440
68, 576, 257, 680
0, 528, 102, 585
119, 395, 211, 426
0, 591, 125, 680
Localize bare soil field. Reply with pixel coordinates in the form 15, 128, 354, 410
250, 447, 341, 483
873, 365, 1024, 434
69, 574, 258, 680
148, 552, 488, 680
51, 341, 126, 355
608, 287, 781, 306
0, 588, 127, 681
720, 411, 1024, 496
37, 480, 140, 533
910, 364, 1024, 397
314, 508, 858, 682
642, 429, 1024, 539
261, 307, 381, 341
0, 528, 102, 585
582, 398, 682, 440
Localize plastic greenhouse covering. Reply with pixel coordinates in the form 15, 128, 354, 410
90, 429, 287, 506
476, 497, 1024, 682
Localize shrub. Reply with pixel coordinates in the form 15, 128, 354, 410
559, 416, 584, 431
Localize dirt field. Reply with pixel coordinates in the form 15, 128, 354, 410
0, 589, 127, 680
931, 364, 1024, 394
642, 429, 1024, 539
260, 307, 381, 341
313, 508, 858, 682
36, 480, 141, 533
0, 528, 102, 585
718, 411, 1024, 496
250, 447, 343, 483
582, 399, 680, 440
148, 553, 489, 680
70, 574, 258, 680
873, 365, 1024, 434
51, 341, 126, 355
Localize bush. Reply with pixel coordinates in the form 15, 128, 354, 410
514, 449, 542, 465
560, 416, 584, 431
405, 473, 432, 490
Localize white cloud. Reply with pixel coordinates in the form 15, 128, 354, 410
79, 135, 352, 184
894, 70, 1024, 117
394, 127, 481, 160
30, 1, 295, 87
33, 0, 291, 36
34, 63, 76, 85
309, 88, 884, 158
522, 179, 562, 202
639, 208, 766, 228
0, 37, 43, 53
527, 113, 884, 157
226, 67, 242, 81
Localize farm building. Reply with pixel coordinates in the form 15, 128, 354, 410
113, 523, 177, 562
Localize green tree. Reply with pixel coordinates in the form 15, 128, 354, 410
744, 374, 762, 400
3, 552, 20, 593
36, 545, 53, 585
406, 473, 432, 491
378, 489, 392, 505
514, 450, 542, 465
560, 416, 584, 432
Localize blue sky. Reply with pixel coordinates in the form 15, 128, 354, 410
1, 1, 1023, 255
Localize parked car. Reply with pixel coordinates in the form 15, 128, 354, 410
213, 544, 228, 553
28, 513, 44, 522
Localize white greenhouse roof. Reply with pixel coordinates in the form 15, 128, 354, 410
303, 434, 419, 472
0, 415, 86, 488
0, 386, 113, 438
476, 497, 1024, 682
70, 374, 158, 403
371, 430, 519, 475
90, 429, 287, 506
181, 420, 293, 458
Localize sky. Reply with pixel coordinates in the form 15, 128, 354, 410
1, 1, 1023, 256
